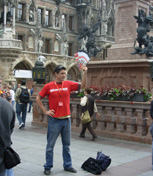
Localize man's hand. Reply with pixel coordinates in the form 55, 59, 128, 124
45, 109, 55, 117
96, 112, 100, 119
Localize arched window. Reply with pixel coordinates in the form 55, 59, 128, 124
28, 37, 34, 48
54, 41, 59, 52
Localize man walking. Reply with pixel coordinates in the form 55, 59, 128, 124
36, 65, 87, 175
0, 97, 15, 176
15, 80, 30, 129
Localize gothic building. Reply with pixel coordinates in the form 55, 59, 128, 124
0, 0, 115, 84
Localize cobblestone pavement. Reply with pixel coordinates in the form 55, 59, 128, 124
12, 112, 153, 176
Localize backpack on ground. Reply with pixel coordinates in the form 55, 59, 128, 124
19, 88, 30, 103
81, 157, 102, 175
96, 151, 111, 171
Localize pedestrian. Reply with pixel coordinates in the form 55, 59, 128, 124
6, 85, 12, 104
36, 65, 87, 175
28, 85, 33, 113
15, 80, 30, 129
150, 100, 153, 170
80, 87, 100, 141
6, 85, 15, 108
0, 97, 15, 176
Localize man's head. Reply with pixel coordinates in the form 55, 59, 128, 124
21, 80, 26, 86
54, 65, 66, 82
84, 87, 91, 95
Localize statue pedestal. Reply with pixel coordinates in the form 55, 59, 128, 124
32, 84, 48, 127
107, 0, 150, 60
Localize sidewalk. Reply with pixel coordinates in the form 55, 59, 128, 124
12, 112, 153, 176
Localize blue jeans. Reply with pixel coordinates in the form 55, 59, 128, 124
11, 101, 15, 109
16, 102, 27, 126
44, 117, 72, 170
28, 100, 33, 112
6, 169, 13, 176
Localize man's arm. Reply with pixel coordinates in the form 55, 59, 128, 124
80, 65, 88, 89
36, 95, 55, 117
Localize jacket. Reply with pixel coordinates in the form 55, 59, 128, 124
80, 94, 98, 117
0, 97, 15, 173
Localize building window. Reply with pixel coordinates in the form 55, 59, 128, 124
69, 16, 73, 31
45, 10, 51, 26
18, 35, 24, 49
45, 39, 50, 54
18, 35, 23, 41
38, 8, 43, 24
68, 43, 72, 56
18, 3, 24, 20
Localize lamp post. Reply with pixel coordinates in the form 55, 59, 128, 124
32, 56, 46, 84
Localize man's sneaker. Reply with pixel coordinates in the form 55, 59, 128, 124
44, 169, 51, 175
19, 122, 24, 129
64, 167, 77, 173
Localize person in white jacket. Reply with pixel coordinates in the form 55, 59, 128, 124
80, 88, 100, 141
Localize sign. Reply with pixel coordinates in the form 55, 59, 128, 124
14, 70, 32, 78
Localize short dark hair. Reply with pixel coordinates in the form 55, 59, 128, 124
54, 65, 66, 74
21, 80, 26, 86
85, 87, 91, 94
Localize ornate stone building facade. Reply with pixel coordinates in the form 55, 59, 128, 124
0, 0, 115, 84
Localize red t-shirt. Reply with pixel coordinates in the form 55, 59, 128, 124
39, 80, 79, 118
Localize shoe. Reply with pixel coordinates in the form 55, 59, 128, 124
19, 122, 24, 129
64, 167, 77, 173
79, 135, 85, 138
91, 136, 97, 141
44, 169, 51, 175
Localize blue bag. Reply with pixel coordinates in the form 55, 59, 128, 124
96, 151, 111, 171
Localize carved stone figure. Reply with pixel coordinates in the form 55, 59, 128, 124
131, 9, 153, 56
29, 9, 34, 22
55, 15, 68, 56
78, 20, 102, 57
38, 38, 43, 53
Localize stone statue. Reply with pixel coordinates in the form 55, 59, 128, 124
55, 12, 59, 27
55, 15, 68, 56
78, 20, 102, 57
131, 9, 153, 56
29, 9, 34, 22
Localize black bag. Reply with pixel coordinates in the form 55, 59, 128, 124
81, 157, 102, 175
96, 151, 111, 171
19, 88, 30, 103
4, 147, 21, 169
0, 137, 21, 169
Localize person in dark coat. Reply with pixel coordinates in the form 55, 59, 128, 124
80, 88, 100, 141
0, 97, 15, 176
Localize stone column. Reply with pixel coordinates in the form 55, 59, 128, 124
4, 5, 7, 33
12, 6, 15, 34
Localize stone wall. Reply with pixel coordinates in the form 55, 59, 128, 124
32, 91, 152, 144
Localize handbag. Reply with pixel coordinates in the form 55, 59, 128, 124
0, 136, 21, 169
81, 110, 91, 124
81, 97, 91, 124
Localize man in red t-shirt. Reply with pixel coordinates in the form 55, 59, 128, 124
36, 65, 87, 175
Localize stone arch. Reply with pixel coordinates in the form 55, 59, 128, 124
67, 64, 81, 81
45, 60, 58, 83
12, 57, 34, 70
